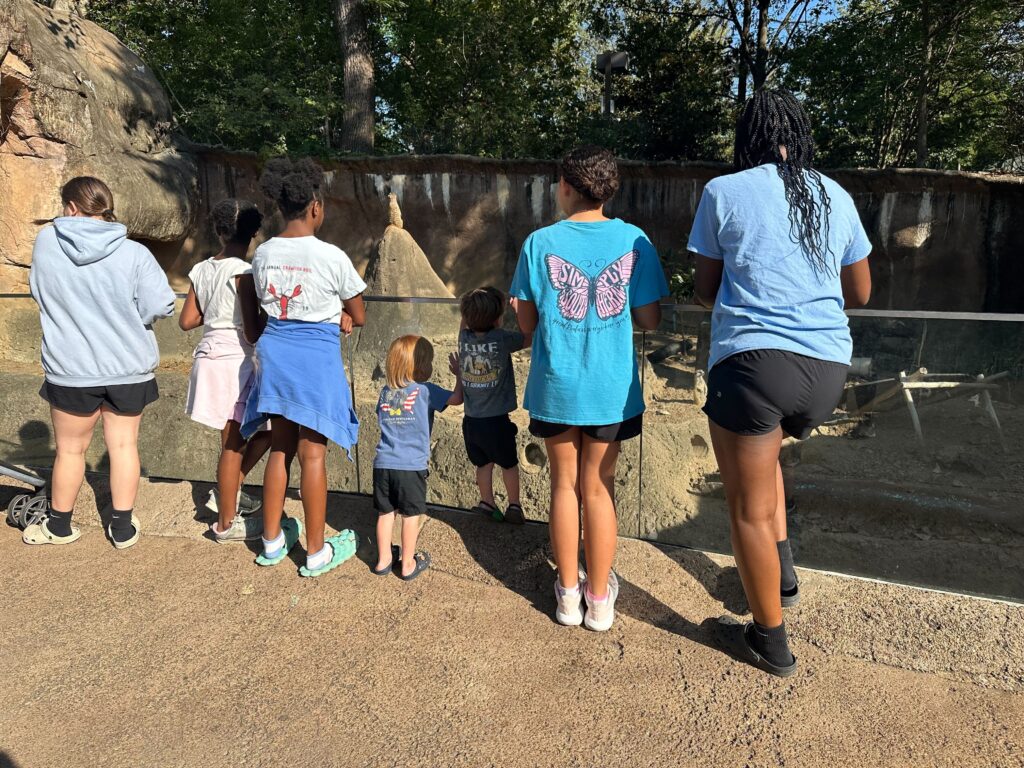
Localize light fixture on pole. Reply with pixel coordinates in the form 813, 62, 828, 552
596, 51, 629, 116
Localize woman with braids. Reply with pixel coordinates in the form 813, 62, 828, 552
27, 177, 175, 549
689, 89, 872, 676
241, 157, 367, 577
179, 198, 272, 543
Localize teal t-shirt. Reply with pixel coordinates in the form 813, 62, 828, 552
687, 164, 872, 370
510, 218, 669, 426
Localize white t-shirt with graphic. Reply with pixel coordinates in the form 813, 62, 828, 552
251, 236, 366, 324
188, 256, 251, 330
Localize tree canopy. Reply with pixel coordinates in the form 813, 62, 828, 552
81, 0, 1024, 169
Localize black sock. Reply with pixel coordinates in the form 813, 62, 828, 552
777, 539, 797, 593
110, 508, 135, 543
47, 507, 73, 537
748, 621, 794, 667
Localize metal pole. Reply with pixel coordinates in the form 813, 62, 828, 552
604, 59, 612, 117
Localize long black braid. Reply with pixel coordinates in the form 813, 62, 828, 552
734, 89, 835, 276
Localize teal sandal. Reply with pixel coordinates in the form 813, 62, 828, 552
299, 529, 359, 578
255, 517, 302, 567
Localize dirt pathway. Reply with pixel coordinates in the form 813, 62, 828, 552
1, 478, 1022, 767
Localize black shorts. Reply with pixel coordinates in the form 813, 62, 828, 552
528, 413, 643, 443
373, 468, 428, 516
463, 414, 519, 469
703, 349, 848, 440
40, 379, 159, 416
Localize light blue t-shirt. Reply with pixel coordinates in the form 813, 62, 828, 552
373, 382, 451, 471
510, 219, 669, 426
687, 164, 872, 370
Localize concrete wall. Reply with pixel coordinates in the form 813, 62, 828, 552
173, 150, 1024, 312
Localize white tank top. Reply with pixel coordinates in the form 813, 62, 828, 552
187, 256, 251, 330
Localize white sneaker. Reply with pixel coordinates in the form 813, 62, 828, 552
205, 489, 262, 517
211, 513, 264, 542
584, 570, 620, 632
554, 569, 587, 626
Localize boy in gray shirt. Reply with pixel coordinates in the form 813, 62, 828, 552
455, 287, 530, 523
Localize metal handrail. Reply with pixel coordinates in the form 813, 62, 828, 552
4, 292, 1024, 322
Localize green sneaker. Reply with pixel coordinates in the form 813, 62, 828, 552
472, 501, 504, 522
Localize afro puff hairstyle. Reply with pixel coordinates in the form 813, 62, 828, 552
211, 198, 263, 244
259, 157, 326, 220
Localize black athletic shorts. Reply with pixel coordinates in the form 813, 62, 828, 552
528, 413, 643, 443
40, 379, 159, 416
373, 468, 428, 517
703, 349, 848, 440
462, 414, 519, 469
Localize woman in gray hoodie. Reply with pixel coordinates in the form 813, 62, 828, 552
26, 177, 175, 549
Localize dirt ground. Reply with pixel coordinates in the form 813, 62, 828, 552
1, 475, 1022, 768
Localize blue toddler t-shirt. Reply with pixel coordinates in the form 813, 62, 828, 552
687, 164, 872, 370
373, 382, 451, 471
510, 218, 669, 426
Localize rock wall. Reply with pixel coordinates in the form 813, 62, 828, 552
2, 0, 1023, 312
0, 0, 196, 289
182, 151, 1024, 312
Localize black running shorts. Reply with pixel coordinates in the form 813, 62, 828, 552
40, 379, 160, 416
462, 414, 519, 469
703, 349, 848, 440
528, 413, 643, 443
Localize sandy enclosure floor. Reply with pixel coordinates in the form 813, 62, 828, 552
1, 475, 1022, 768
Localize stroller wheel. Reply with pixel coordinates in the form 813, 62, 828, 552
23, 496, 49, 529
7, 494, 29, 528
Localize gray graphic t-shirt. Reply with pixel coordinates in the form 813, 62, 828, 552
458, 328, 525, 418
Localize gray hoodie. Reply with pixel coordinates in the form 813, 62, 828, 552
29, 217, 175, 387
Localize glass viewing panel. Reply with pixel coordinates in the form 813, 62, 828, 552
1, 294, 1021, 601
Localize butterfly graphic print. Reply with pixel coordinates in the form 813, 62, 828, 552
380, 388, 420, 417
545, 250, 637, 322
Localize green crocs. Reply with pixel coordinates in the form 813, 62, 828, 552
299, 529, 359, 578
255, 517, 302, 567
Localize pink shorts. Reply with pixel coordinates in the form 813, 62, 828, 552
185, 329, 266, 431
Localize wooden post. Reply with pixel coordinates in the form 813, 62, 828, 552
899, 370, 925, 446
977, 374, 1007, 453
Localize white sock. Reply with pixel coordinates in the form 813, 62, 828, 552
557, 582, 580, 597
262, 531, 285, 558
306, 542, 333, 571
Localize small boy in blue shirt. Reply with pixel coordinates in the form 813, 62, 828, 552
456, 287, 531, 524
372, 335, 462, 580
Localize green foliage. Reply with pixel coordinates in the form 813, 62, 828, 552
88, 0, 345, 154
584, 1, 733, 161
370, 0, 601, 157
84, 0, 1024, 169
661, 247, 696, 302
783, 0, 1024, 169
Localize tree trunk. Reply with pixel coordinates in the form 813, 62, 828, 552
915, 0, 933, 166
333, 0, 374, 154
752, 0, 770, 88
737, 0, 752, 102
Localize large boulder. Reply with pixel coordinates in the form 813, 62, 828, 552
355, 194, 460, 370
0, 0, 197, 290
